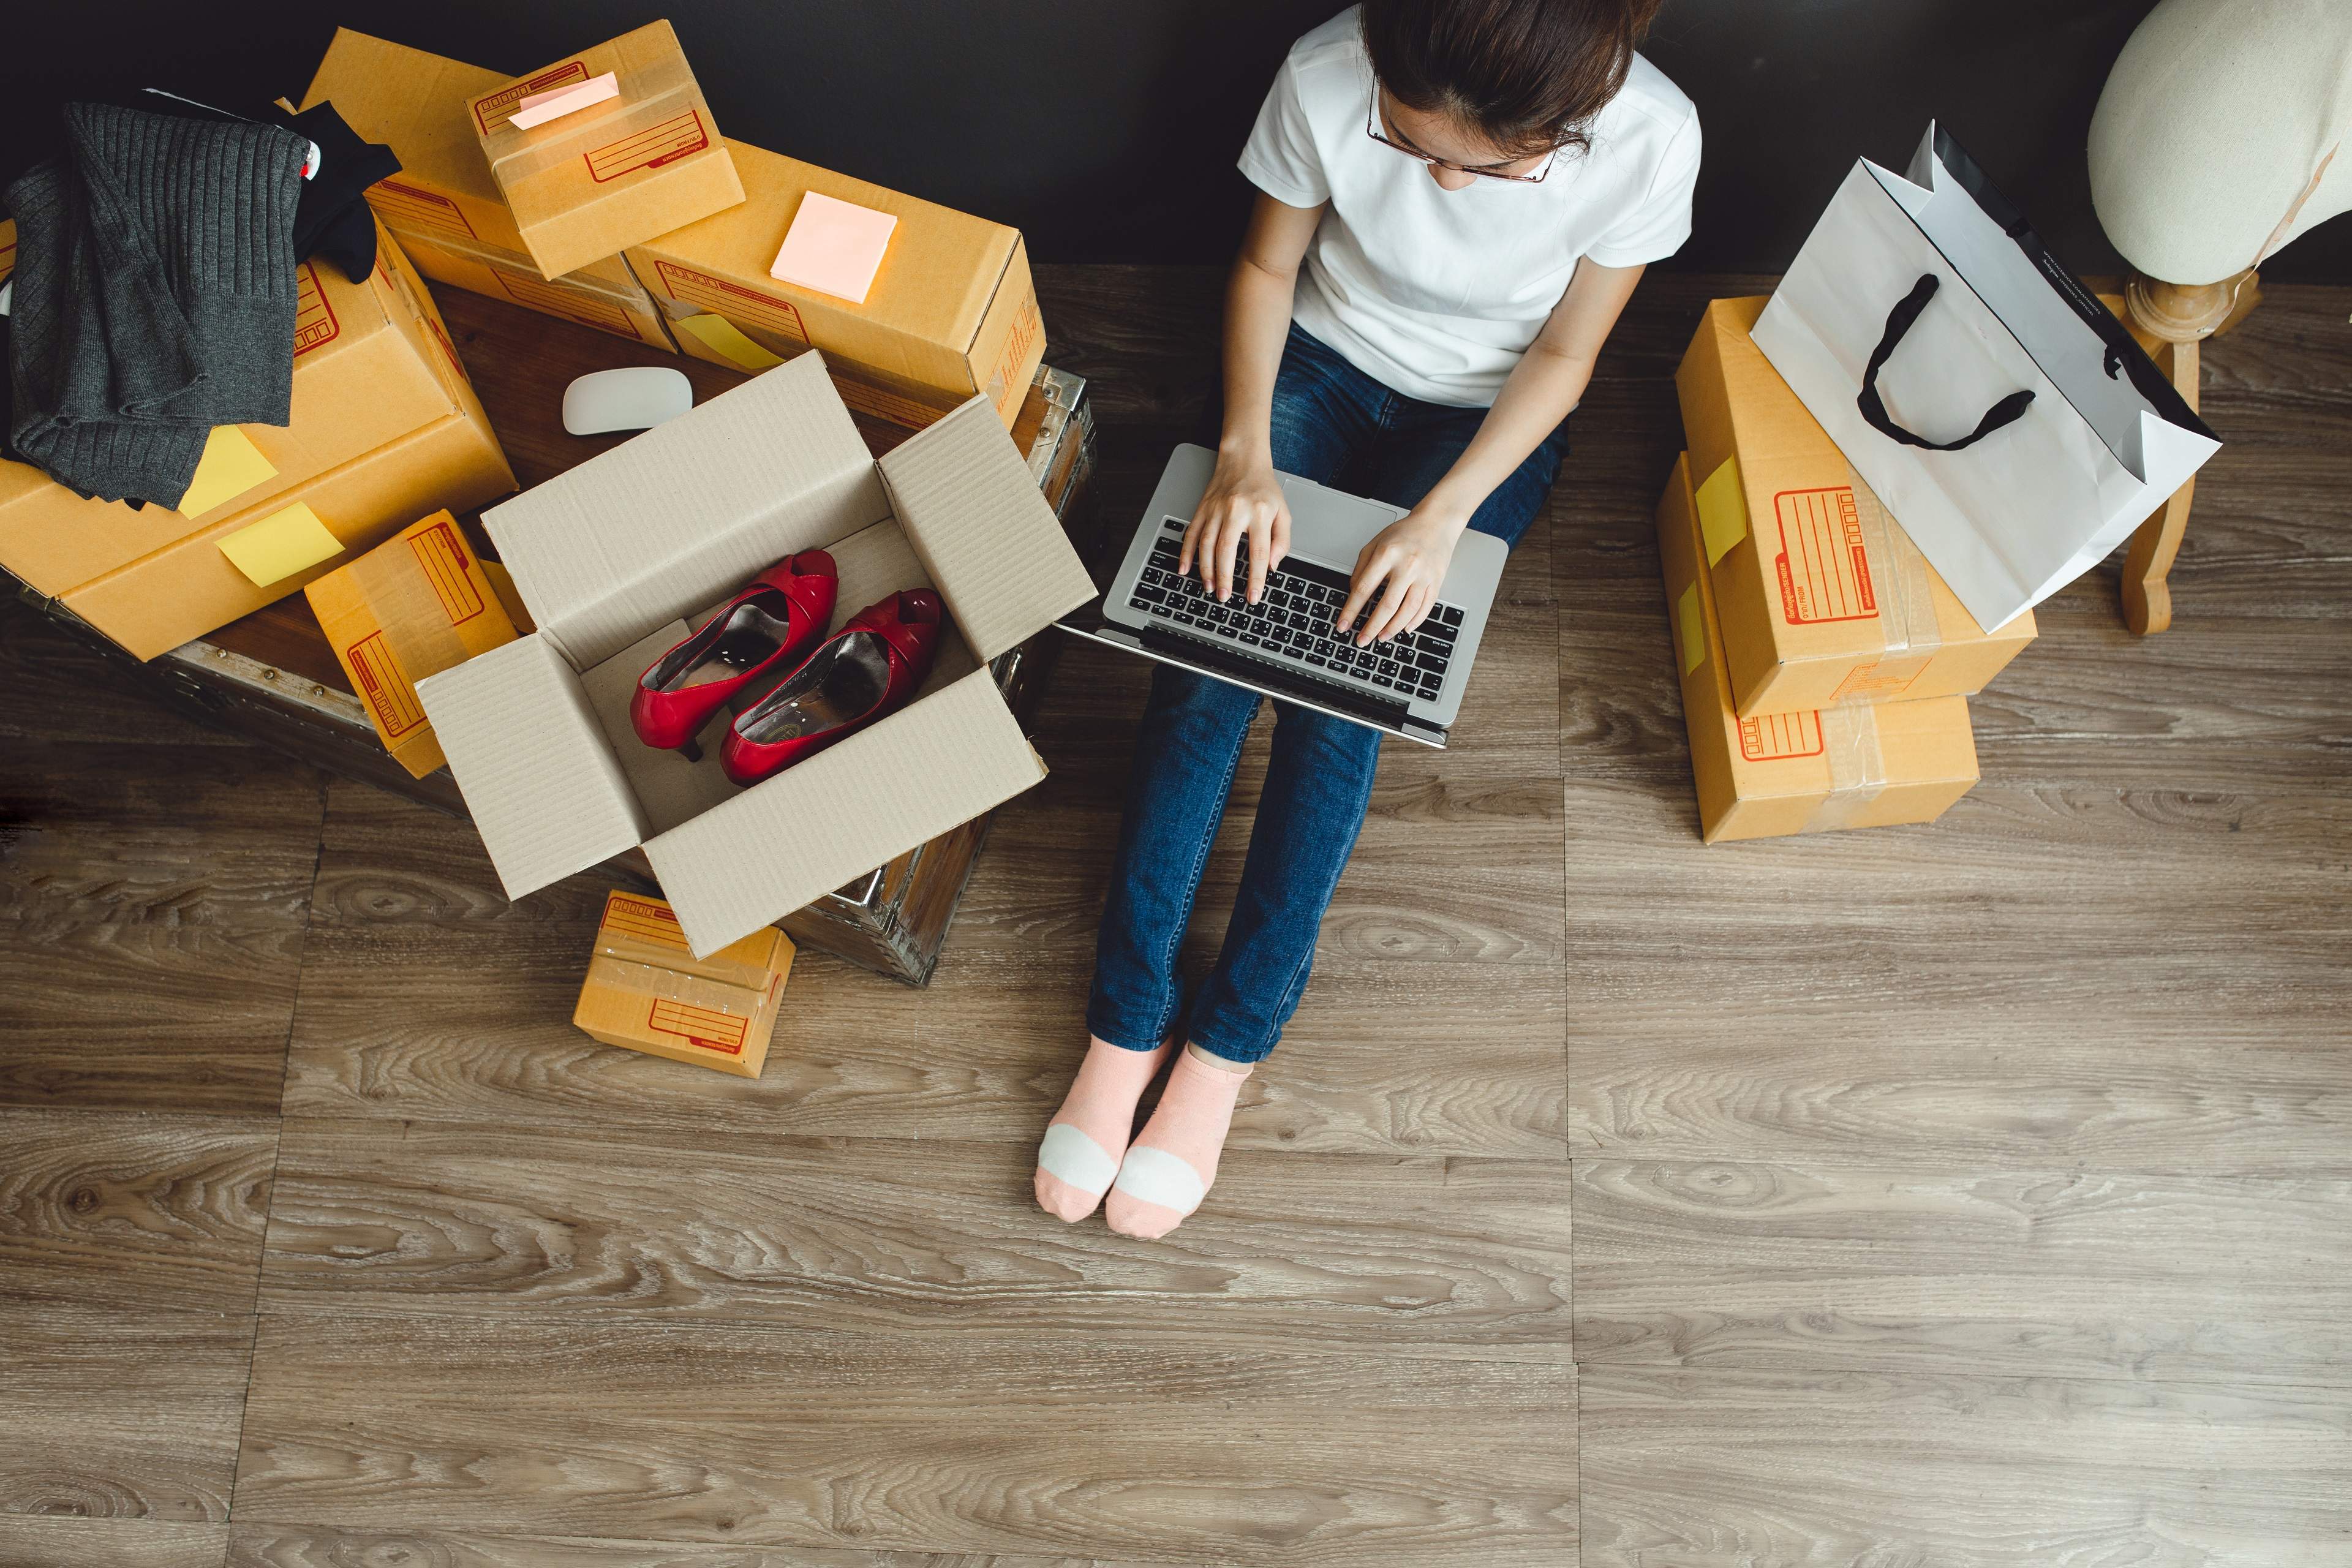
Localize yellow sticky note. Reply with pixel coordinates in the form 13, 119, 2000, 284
179, 426, 279, 519
676, 312, 785, 373
1695, 455, 1749, 568
218, 502, 343, 587
1675, 582, 1705, 676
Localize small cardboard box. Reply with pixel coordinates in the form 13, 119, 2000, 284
574, 891, 793, 1077
0, 222, 489, 598
301, 29, 677, 349
627, 141, 1043, 431
1675, 296, 2036, 717
466, 20, 744, 281
1659, 453, 1979, 843
417, 352, 1095, 957
304, 510, 521, 777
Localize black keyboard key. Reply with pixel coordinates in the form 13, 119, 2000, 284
1438, 606, 1463, 627
1305, 654, 1328, 668
1414, 650, 1446, 673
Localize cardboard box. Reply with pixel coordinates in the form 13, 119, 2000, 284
573, 891, 793, 1077
417, 352, 1095, 957
1658, 453, 1979, 843
392, 227, 675, 349
304, 511, 521, 777
50, 235, 516, 662
301, 30, 679, 349
1675, 296, 2036, 717
0, 222, 490, 598
627, 141, 1044, 431
466, 21, 743, 281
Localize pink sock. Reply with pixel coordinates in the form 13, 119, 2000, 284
1034, 1036, 1175, 1222
1104, 1046, 1251, 1239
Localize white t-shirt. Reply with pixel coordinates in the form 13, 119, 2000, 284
1239, 6, 1701, 407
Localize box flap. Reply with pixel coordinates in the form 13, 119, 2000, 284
483, 353, 886, 669
876, 394, 1095, 662
415, 633, 647, 897
644, 663, 1041, 955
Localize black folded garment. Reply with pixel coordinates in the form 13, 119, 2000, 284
100, 91, 401, 282
5, 103, 307, 508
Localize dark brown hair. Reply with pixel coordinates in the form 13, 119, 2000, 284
1360, 0, 1663, 160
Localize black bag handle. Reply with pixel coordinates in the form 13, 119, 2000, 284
1856, 274, 2035, 452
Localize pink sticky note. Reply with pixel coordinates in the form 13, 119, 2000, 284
507, 72, 620, 130
768, 191, 898, 304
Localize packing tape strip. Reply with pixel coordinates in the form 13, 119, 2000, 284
1800, 703, 1890, 834
1847, 463, 1942, 659
594, 957, 764, 1016
483, 53, 698, 186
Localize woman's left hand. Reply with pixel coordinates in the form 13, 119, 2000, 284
1336, 507, 1464, 646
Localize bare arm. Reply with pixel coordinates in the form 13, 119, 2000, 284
1338, 257, 1646, 643
1178, 190, 1327, 605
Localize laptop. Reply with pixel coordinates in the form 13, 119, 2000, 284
1055, 443, 1508, 748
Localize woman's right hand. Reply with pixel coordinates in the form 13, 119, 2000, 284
1179, 453, 1291, 605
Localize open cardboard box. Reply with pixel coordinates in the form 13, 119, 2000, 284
417, 352, 1095, 957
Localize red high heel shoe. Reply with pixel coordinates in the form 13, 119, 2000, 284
720, 589, 944, 786
630, 550, 839, 756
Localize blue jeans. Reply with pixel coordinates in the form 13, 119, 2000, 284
1085, 325, 1570, 1064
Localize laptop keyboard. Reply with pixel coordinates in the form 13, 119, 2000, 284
1124, 522, 1463, 704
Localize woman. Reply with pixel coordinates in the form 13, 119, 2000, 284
1036, 0, 1698, 1237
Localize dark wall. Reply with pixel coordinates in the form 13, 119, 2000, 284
10, 1, 2348, 282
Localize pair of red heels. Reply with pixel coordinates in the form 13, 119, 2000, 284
628, 550, 943, 786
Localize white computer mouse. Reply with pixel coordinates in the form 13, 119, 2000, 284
562, 367, 695, 436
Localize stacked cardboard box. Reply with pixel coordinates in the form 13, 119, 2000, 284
1664, 298, 2039, 842
464, 21, 745, 281
628, 142, 1044, 432
0, 222, 515, 660
301, 29, 678, 350
303, 28, 1044, 431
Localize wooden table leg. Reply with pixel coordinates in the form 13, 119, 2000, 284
2122, 469, 2195, 635
2120, 334, 2200, 636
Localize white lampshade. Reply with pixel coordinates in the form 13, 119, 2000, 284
2089, 0, 2352, 285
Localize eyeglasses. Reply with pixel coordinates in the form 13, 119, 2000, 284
1366, 94, 1558, 183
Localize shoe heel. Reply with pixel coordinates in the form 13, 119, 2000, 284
675, 738, 704, 764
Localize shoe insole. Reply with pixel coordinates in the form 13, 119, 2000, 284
737, 633, 893, 744
650, 601, 793, 690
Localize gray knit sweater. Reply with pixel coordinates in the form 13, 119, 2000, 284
7, 104, 306, 508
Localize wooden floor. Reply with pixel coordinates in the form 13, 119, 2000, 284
3, 266, 2349, 1568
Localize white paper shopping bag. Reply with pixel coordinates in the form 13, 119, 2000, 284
1752, 123, 2220, 631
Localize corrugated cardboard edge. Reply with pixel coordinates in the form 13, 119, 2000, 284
417, 633, 648, 896
876, 394, 1096, 662
645, 665, 1041, 956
